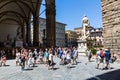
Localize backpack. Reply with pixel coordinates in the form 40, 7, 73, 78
100, 51, 104, 58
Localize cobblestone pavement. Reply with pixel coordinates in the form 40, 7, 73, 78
0, 56, 120, 80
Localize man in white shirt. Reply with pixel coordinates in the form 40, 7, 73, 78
96, 48, 101, 69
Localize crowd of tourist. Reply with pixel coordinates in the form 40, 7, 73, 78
0, 47, 79, 70
0, 47, 117, 71
0, 49, 6, 66
95, 48, 117, 70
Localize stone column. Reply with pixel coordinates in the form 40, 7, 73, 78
26, 22, 31, 46
32, 0, 42, 47
22, 25, 26, 43
33, 15, 39, 46
46, 0, 56, 48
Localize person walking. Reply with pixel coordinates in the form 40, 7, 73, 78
96, 48, 101, 69
87, 49, 92, 62
1, 55, 6, 66
20, 48, 26, 71
104, 49, 111, 69
15, 49, 21, 66
38, 49, 44, 64
66, 50, 71, 68
48, 48, 55, 70
59, 47, 64, 65
99, 49, 105, 70
33, 49, 38, 66
28, 49, 33, 68
73, 47, 78, 64
44, 48, 49, 66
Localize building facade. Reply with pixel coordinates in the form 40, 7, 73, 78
74, 27, 103, 47
74, 26, 94, 38
74, 27, 83, 38
101, 0, 120, 52
89, 28, 103, 47
33, 17, 66, 47
65, 30, 78, 47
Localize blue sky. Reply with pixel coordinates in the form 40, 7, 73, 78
40, 0, 102, 30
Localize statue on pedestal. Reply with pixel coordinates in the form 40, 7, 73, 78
15, 26, 23, 47
81, 15, 90, 40
77, 15, 90, 54
4, 34, 12, 47
16, 26, 23, 40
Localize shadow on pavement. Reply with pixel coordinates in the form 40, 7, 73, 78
2, 65, 10, 67
89, 60, 95, 62
77, 61, 82, 64
69, 66, 76, 68
96, 67, 114, 70
32, 65, 38, 67
53, 67, 59, 70
24, 68, 33, 71
86, 69, 120, 80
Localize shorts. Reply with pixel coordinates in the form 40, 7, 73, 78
16, 58, 20, 62
66, 59, 71, 63
100, 58, 104, 63
48, 60, 55, 66
34, 57, 37, 60
105, 58, 110, 64
96, 58, 101, 64
88, 55, 92, 59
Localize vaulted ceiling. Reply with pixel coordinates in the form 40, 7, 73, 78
0, 0, 56, 47
0, 0, 42, 26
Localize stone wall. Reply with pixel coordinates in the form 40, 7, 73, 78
0, 23, 18, 42
101, 0, 120, 53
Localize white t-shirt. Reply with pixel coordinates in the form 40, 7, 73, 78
49, 54, 53, 61
16, 52, 20, 60
96, 50, 101, 59
66, 54, 71, 59
96, 50, 100, 56
28, 52, 33, 57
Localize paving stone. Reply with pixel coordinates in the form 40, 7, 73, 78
0, 56, 120, 80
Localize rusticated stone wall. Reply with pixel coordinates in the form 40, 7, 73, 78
101, 0, 120, 53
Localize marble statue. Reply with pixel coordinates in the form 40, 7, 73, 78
81, 16, 90, 40
77, 15, 90, 54
4, 34, 12, 47
15, 26, 23, 47
16, 26, 22, 40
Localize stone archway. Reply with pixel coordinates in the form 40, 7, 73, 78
0, 0, 42, 47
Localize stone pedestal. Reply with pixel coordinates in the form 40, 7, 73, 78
77, 39, 87, 56
15, 40, 23, 47
77, 15, 90, 55
4, 41, 12, 47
